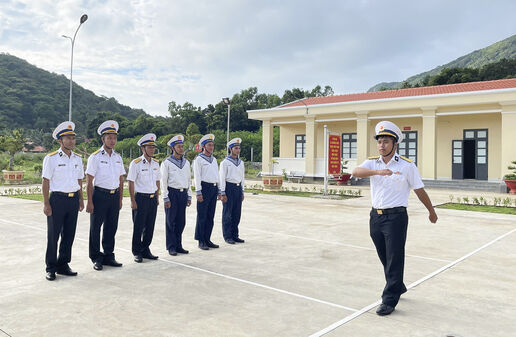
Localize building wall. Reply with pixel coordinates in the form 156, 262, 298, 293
279, 124, 305, 158
436, 113, 501, 180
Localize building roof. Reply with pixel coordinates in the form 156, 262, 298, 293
279, 78, 516, 108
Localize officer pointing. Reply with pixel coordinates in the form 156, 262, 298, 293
352, 121, 438, 316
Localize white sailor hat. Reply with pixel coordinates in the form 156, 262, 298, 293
137, 133, 157, 147
97, 120, 119, 136
199, 134, 215, 147
375, 121, 404, 143
53, 121, 76, 140
227, 137, 242, 149
167, 134, 184, 147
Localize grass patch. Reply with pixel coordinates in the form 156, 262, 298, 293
245, 189, 357, 199
436, 203, 516, 215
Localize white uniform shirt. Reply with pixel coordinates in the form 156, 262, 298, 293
358, 154, 424, 209
193, 153, 219, 195
127, 155, 161, 194
219, 156, 245, 195
85, 146, 126, 190
42, 149, 84, 193
160, 155, 193, 202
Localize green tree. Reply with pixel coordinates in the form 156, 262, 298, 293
0, 129, 27, 170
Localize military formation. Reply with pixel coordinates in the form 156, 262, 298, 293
42, 120, 246, 281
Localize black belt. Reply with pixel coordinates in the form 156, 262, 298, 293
52, 191, 80, 197
95, 186, 119, 194
226, 182, 241, 187
168, 187, 187, 193
372, 207, 406, 215
201, 181, 217, 187
136, 192, 156, 198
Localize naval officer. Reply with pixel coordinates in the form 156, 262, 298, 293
352, 120, 438, 316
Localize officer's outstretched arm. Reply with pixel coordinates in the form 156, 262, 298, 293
352, 167, 392, 178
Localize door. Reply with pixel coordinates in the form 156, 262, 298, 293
463, 129, 488, 180
399, 131, 418, 165
452, 140, 463, 179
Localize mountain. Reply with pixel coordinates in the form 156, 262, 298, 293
368, 34, 516, 92
0, 53, 147, 135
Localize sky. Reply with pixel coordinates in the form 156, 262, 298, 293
0, 0, 515, 117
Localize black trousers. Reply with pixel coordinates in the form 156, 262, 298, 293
132, 193, 158, 256
165, 187, 188, 251
369, 209, 408, 307
89, 188, 120, 263
222, 182, 243, 241
194, 182, 218, 243
45, 192, 79, 272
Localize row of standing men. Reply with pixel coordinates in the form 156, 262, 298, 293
42, 120, 245, 281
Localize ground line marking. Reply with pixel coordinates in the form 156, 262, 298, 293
0, 218, 358, 313
308, 226, 516, 337
246, 227, 452, 263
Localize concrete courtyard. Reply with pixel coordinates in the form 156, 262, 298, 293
0, 187, 515, 337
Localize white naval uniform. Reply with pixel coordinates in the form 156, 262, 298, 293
127, 155, 161, 194
193, 153, 219, 195
358, 153, 424, 209
42, 149, 84, 192
85, 146, 126, 189
160, 155, 193, 202
219, 156, 245, 195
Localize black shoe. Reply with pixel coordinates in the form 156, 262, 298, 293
401, 285, 407, 295
176, 248, 189, 254
93, 261, 103, 271
142, 253, 159, 260
198, 242, 209, 250
46, 272, 56, 281
207, 241, 219, 248
168, 250, 177, 256
134, 255, 143, 263
103, 259, 123, 267
225, 239, 235, 244
234, 238, 245, 243
56, 266, 78, 276
376, 303, 395, 316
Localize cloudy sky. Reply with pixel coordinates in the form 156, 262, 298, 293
1, 0, 514, 116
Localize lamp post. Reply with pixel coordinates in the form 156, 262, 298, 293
222, 97, 231, 144
62, 14, 88, 122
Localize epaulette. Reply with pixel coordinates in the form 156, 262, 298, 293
368, 156, 379, 160
48, 151, 58, 156
400, 156, 412, 163
74, 152, 82, 158
92, 149, 101, 155
134, 158, 143, 163
152, 158, 159, 163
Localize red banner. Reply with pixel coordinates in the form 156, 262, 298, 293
328, 134, 341, 175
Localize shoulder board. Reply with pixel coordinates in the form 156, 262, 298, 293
400, 156, 412, 163
368, 156, 379, 160
134, 158, 143, 163
48, 151, 58, 156
92, 149, 101, 155
152, 158, 159, 163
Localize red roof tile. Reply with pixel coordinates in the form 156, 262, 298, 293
279, 78, 516, 108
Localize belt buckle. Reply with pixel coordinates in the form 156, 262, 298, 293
236, 183, 240, 186
377, 209, 383, 215
68, 193, 74, 197
213, 183, 216, 186
179, 188, 184, 192
110, 190, 115, 194
150, 194, 154, 198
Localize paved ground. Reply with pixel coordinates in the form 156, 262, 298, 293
0, 186, 515, 337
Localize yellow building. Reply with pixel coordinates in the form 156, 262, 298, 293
247, 79, 516, 183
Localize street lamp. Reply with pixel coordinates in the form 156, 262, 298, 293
222, 97, 231, 144
62, 14, 88, 122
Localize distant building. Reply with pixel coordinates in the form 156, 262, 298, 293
247, 79, 516, 181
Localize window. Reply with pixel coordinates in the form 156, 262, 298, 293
342, 133, 357, 159
295, 135, 306, 158
398, 131, 418, 165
